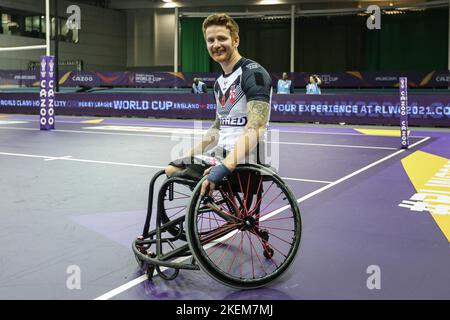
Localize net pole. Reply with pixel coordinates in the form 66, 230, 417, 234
174, 6, 179, 73
290, 4, 295, 73
40, 0, 55, 130
399, 77, 409, 149
45, 0, 50, 56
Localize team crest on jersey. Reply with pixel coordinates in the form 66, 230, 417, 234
220, 95, 226, 107
229, 85, 236, 104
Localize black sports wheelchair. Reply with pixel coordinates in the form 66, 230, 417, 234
132, 155, 302, 289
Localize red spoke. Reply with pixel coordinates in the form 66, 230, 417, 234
206, 202, 242, 222
227, 230, 245, 273
198, 215, 227, 223
212, 211, 224, 229
197, 209, 227, 232
257, 191, 284, 217
249, 176, 263, 213
212, 192, 240, 220
258, 229, 295, 247
239, 232, 244, 278
246, 231, 269, 276
237, 173, 249, 216
245, 232, 255, 279
249, 229, 286, 264
261, 216, 294, 222
213, 186, 238, 217
207, 231, 235, 260
209, 207, 212, 232
247, 181, 275, 216
224, 181, 244, 217
244, 173, 251, 217
167, 206, 186, 219
200, 210, 204, 232
205, 225, 239, 256
173, 190, 192, 198
256, 225, 295, 232
199, 219, 239, 232
165, 204, 187, 211
215, 230, 241, 266
200, 223, 239, 245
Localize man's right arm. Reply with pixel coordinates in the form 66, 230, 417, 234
185, 116, 220, 157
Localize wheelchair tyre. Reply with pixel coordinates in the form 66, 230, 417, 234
186, 165, 302, 289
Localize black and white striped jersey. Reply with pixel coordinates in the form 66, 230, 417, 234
213, 57, 273, 153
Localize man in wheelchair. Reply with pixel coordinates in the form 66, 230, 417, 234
165, 13, 272, 195
134, 13, 301, 289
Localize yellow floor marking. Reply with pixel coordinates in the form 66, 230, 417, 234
81, 119, 104, 124
401, 151, 450, 242
355, 128, 410, 137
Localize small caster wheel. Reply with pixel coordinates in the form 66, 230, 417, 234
263, 246, 274, 259
145, 263, 155, 280
260, 229, 269, 242
137, 245, 147, 255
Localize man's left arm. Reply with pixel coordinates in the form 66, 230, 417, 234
200, 100, 269, 196
223, 100, 269, 171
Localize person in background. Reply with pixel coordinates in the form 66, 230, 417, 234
306, 74, 322, 94
191, 77, 208, 94
276, 72, 294, 94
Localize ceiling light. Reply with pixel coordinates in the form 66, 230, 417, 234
163, 2, 177, 8
259, 0, 281, 5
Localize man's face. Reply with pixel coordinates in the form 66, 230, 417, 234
205, 25, 239, 63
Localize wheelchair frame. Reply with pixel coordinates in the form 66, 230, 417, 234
132, 163, 302, 287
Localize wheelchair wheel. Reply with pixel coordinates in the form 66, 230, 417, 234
159, 180, 194, 241
186, 164, 302, 289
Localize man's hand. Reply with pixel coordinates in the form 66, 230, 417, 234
200, 180, 216, 197
200, 164, 231, 196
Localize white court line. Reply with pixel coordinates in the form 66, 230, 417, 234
0, 150, 327, 183
2, 118, 428, 138
0, 151, 165, 170
273, 129, 428, 139
0, 126, 401, 150
272, 141, 396, 150
0, 126, 183, 139
94, 136, 431, 300
282, 177, 331, 184
44, 155, 72, 161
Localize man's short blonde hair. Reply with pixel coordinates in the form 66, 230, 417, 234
202, 13, 239, 39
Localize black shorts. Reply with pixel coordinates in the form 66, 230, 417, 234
168, 148, 227, 181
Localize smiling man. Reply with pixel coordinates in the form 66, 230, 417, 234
165, 13, 273, 196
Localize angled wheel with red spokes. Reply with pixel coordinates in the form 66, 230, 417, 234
186, 164, 302, 289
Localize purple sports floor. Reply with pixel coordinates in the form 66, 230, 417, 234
0, 114, 449, 300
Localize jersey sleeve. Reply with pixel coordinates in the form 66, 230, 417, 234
241, 62, 272, 103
